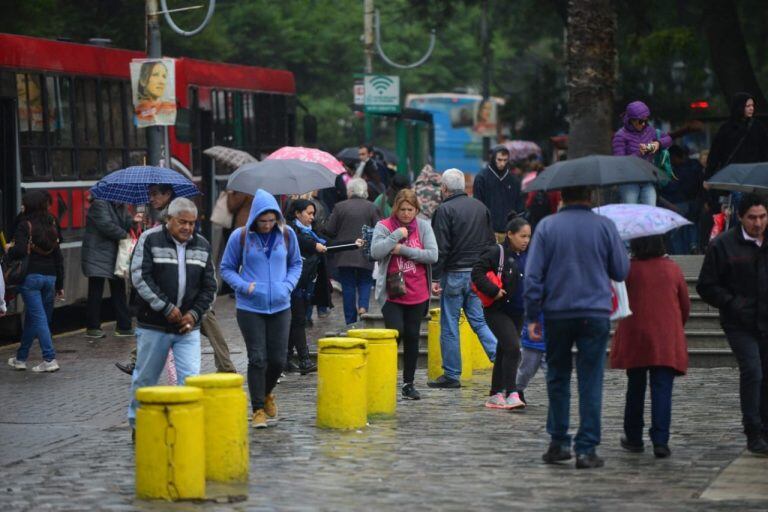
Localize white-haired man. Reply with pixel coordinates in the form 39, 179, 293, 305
127, 197, 217, 431
429, 168, 497, 388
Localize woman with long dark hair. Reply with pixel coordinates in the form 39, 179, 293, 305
471, 216, 531, 409
7, 190, 64, 372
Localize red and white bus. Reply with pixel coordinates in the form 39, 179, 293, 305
0, 33, 296, 321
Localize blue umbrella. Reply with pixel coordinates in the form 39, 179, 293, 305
90, 166, 200, 205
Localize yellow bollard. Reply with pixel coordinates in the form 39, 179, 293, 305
185, 373, 248, 483
457, 311, 474, 382
347, 328, 398, 418
464, 310, 494, 371
135, 386, 205, 501
317, 337, 369, 429
427, 308, 443, 381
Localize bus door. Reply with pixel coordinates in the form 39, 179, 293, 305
0, 97, 19, 250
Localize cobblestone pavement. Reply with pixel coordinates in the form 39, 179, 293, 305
1, 296, 767, 511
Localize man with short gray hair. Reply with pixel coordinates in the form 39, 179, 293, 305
428, 168, 497, 388
127, 197, 217, 431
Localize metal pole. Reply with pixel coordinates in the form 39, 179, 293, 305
480, 0, 491, 160
146, 0, 163, 166
363, 0, 374, 142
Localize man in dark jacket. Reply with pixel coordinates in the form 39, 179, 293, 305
82, 199, 138, 338
473, 146, 524, 241
428, 168, 497, 388
697, 193, 768, 456
127, 198, 217, 428
525, 186, 629, 469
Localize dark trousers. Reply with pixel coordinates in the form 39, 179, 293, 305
485, 308, 522, 395
236, 308, 291, 412
288, 288, 311, 360
545, 317, 610, 455
382, 300, 429, 384
724, 329, 768, 435
86, 276, 131, 331
624, 366, 676, 446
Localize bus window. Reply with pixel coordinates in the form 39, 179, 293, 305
123, 83, 147, 165
47, 76, 75, 180
101, 81, 125, 172
17, 73, 49, 180
75, 78, 102, 178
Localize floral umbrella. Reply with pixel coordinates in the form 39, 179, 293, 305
503, 140, 542, 161
592, 203, 692, 241
267, 146, 346, 175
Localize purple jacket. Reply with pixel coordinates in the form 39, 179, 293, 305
612, 101, 672, 162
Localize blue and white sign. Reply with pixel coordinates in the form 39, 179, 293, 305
364, 74, 400, 114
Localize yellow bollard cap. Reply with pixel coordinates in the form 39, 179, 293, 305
136, 385, 202, 404
185, 373, 244, 389
430, 308, 441, 319
347, 328, 399, 341
318, 337, 368, 354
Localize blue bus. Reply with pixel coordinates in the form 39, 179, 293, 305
405, 93, 504, 174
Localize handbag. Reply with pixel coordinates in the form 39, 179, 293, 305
1, 221, 32, 287
114, 228, 140, 278
610, 280, 632, 321
210, 191, 233, 228
386, 269, 407, 299
471, 244, 504, 308
653, 129, 676, 187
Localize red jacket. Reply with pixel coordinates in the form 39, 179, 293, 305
610, 257, 690, 374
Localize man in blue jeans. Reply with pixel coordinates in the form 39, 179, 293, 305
127, 198, 217, 433
525, 186, 629, 469
428, 168, 497, 388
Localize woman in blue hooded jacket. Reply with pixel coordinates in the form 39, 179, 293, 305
221, 189, 302, 429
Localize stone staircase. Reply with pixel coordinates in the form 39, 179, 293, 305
351, 255, 735, 368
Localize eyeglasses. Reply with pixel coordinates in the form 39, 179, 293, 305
636, 119, 649, 126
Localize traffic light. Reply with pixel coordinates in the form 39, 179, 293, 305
689, 100, 710, 110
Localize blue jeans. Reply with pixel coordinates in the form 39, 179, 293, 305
666, 201, 698, 255
545, 317, 610, 455
16, 274, 57, 362
127, 327, 201, 426
619, 183, 656, 206
439, 271, 497, 380
337, 266, 373, 324
624, 366, 676, 446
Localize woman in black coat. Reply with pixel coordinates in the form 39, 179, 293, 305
285, 199, 361, 374
81, 198, 138, 339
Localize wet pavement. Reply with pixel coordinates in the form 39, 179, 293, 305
1, 295, 767, 511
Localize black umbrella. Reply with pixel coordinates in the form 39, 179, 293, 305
227, 159, 337, 195
523, 155, 659, 192
705, 162, 768, 194
336, 146, 398, 165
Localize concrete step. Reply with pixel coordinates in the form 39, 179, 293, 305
686, 312, 721, 330
690, 295, 718, 313
669, 255, 705, 278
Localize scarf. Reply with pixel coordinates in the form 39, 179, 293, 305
293, 219, 326, 244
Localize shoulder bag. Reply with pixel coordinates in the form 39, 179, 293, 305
471, 244, 505, 308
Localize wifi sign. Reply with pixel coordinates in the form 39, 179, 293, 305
363, 74, 401, 114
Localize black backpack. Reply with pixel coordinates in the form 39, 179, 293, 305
527, 191, 551, 229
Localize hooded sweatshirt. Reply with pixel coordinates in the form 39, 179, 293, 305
220, 189, 302, 314
705, 92, 768, 179
473, 146, 524, 232
611, 101, 672, 163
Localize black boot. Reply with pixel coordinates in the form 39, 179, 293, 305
299, 357, 317, 375
284, 359, 300, 373
747, 431, 768, 457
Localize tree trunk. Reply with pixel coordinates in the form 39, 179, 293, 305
702, 0, 767, 107
566, 0, 617, 158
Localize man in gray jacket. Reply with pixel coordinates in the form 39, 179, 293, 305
428, 168, 497, 388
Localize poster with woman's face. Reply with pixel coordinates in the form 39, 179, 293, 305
130, 58, 176, 128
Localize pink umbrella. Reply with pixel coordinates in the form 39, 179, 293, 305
267, 146, 346, 175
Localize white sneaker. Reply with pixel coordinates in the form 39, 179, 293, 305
31, 359, 60, 373
330, 279, 342, 293
7, 357, 26, 371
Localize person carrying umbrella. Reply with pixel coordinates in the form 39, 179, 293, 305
612, 101, 672, 206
